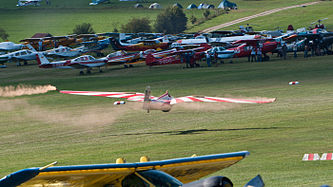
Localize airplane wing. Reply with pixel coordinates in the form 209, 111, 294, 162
68, 62, 106, 69
233, 39, 273, 45
171, 96, 276, 105
0, 151, 249, 186
59, 90, 155, 101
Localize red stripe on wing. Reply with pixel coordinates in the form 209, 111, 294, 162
186, 96, 205, 102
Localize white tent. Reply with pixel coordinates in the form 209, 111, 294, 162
149, 3, 161, 9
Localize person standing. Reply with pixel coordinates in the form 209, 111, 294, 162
250, 47, 256, 62
257, 47, 262, 62
206, 52, 211, 67
38, 39, 43, 51
282, 43, 287, 60
304, 44, 309, 58
293, 41, 298, 58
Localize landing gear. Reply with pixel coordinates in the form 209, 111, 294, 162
24, 61, 28, 65
99, 67, 103, 73
129, 64, 133, 68
87, 69, 91, 74
124, 64, 128, 68
79, 71, 84, 75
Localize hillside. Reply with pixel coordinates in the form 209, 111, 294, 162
1, 0, 332, 42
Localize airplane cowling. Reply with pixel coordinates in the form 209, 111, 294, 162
183, 176, 233, 187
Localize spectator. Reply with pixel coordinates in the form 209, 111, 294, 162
282, 43, 287, 60
293, 41, 297, 58
206, 52, 211, 67
38, 39, 43, 51
257, 47, 262, 62
250, 47, 256, 62
304, 44, 309, 58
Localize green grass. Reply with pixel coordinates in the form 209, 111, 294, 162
1, 54, 333, 186
221, 1, 333, 31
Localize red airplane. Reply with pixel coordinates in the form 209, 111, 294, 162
145, 44, 211, 66
231, 39, 279, 59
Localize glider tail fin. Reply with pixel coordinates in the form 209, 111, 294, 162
143, 86, 151, 113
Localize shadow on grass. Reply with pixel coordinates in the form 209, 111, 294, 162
107, 127, 282, 136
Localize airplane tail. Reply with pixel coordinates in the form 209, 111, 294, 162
36, 53, 50, 66
143, 86, 151, 113
145, 54, 157, 66
109, 38, 121, 51
162, 35, 169, 43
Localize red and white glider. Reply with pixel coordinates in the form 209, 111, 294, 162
60, 87, 276, 112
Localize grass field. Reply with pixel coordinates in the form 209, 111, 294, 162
1, 53, 333, 186
2, 0, 333, 42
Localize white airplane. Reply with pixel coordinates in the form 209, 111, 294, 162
89, 0, 110, 6
0, 42, 24, 52
171, 35, 260, 47
16, 0, 42, 7
0, 44, 41, 66
37, 53, 107, 74
44, 45, 84, 58
60, 86, 276, 113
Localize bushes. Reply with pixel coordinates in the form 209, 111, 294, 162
73, 23, 95, 34
121, 17, 151, 33
0, 28, 9, 41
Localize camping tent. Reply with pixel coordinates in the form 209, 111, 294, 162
173, 3, 183, 8
203, 4, 214, 9
134, 3, 143, 8
149, 3, 161, 9
197, 3, 206, 9
187, 3, 197, 9
198, 3, 214, 9
218, 0, 237, 10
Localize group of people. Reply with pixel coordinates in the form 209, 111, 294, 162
248, 45, 264, 62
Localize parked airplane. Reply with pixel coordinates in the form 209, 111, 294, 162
0, 44, 40, 65
230, 39, 279, 60
106, 51, 141, 66
16, 0, 41, 7
0, 42, 24, 52
145, 45, 210, 66
36, 53, 107, 74
44, 45, 84, 58
110, 38, 170, 51
60, 86, 276, 113
0, 151, 255, 187
89, 0, 110, 5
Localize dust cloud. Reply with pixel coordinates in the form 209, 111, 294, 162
0, 84, 56, 97
1, 99, 142, 131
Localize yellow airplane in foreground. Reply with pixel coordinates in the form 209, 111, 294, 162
0, 151, 259, 187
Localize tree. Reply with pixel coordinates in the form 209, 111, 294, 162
154, 7, 188, 34
0, 28, 9, 41
203, 10, 210, 19
73, 23, 95, 34
190, 15, 197, 24
121, 17, 151, 33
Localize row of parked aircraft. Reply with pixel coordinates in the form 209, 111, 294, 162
1, 24, 332, 72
